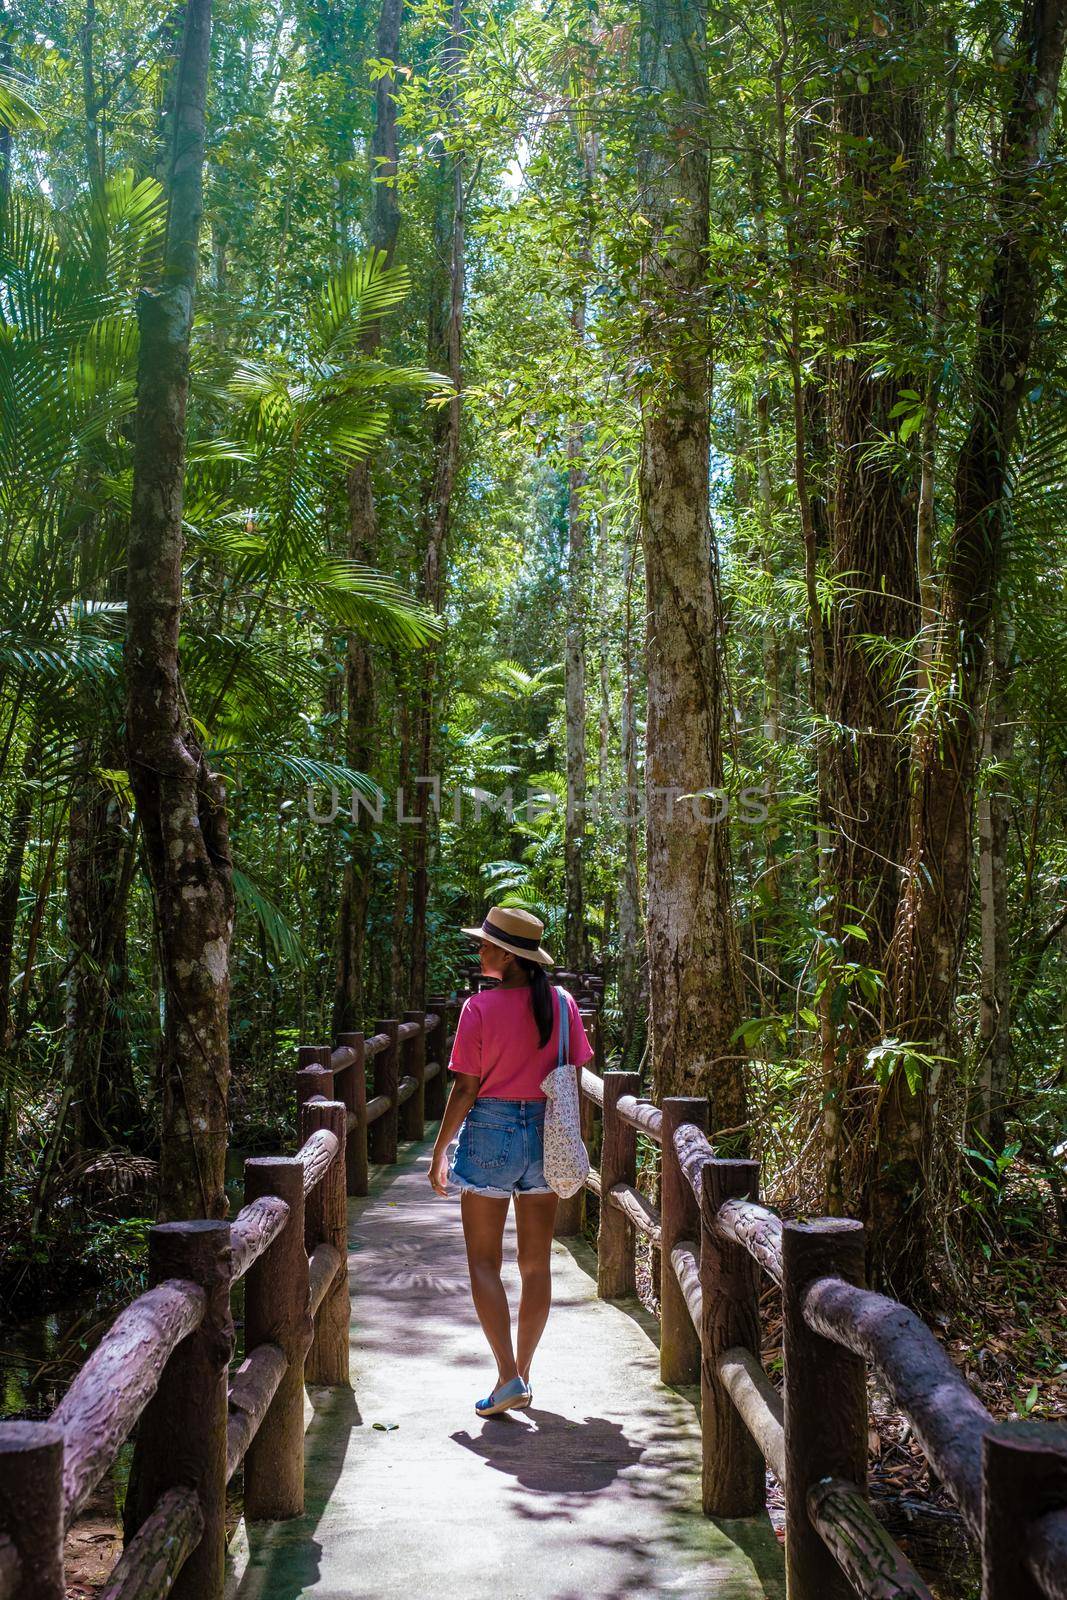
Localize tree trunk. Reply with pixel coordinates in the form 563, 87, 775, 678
564, 414, 588, 972
408, 0, 464, 1009
976, 610, 1014, 1151
0, 728, 38, 1192
637, 0, 742, 1124
66, 760, 140, 1153
878, 0, 1067, 1295
124, 0, 234, 1221
333, 0, 403, 1035
617, 525, 646, 1069
823, 3, 922, 1217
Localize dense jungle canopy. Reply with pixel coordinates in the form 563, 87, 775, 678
0, 0, 1065, 1431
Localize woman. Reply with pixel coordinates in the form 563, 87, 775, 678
428, 905, 594, 1417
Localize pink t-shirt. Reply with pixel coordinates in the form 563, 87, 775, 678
448, 984, 595, 1099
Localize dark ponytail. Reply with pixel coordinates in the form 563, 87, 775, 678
518, 957, 555, 1048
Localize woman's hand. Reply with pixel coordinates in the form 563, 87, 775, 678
428, 1149, 450, 1197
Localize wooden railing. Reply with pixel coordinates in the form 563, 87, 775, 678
0, 1002, 453, 1600
13, 972, 1051, 1600
564, 1069, 1067, 1600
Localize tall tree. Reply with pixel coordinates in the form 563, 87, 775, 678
637, 0, 743, 1119
409, 0, 465, 1008
124, 0, 234, 1219
878, 0, 1067, 1293
822, 0, 922, 1214
333, 0, 405, 1035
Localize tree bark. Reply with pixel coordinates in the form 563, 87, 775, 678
617, 524, 646, 1069
976, 610, 1014, 1151
408, 0, 464, 1009
333, 0, 403, 1035
879, 0, 1067, 1294
823, 2, 923, 1215
66, 761, 140, 1153
564, 412, 588, 972
637, 0, 742, 1123
124, 0, 233, 1220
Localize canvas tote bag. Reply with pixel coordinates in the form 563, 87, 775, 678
539, 985, 590, 1198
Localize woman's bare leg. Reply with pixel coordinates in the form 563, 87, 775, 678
514, 1191, 558, 1386
460, 1191, 518, 1385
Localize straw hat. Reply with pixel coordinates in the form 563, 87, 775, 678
461, 905, 555, 966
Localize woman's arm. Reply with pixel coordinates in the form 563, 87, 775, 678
428, 1072, 479, 1195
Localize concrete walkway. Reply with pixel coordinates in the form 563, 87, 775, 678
227, 1135, 785, 1600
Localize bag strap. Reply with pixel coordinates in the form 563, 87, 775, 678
555, 984, 569, 1068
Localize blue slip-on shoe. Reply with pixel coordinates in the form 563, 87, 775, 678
475, 1375, 530, 1417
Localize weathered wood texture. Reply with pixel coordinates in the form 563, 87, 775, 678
615, 1093, 663, 1143
54, 1278, 204, 1524
598, 1071, 640, 1298
365, 1093, 391, 1123
297, 1127, 340, 1195
124, 1222, 233, 1600
230, 1196, 290, 1282
808, 1478, 934, 1600
425, 996, 448, 1118
717, 1347, 785, 1483
580, 1065, 605, 1106
660, 1099, 708, 1384
716, 1197, 783, 1286
670, 1241, 701, 1329
0, 1537, 18, 1600
782, 1220, 867, 1600
803, 1275, 993, 1536
308, 1243, 344, 1318
301, 1098, 349, 1387
608, 1181, 661, 1245
243, 1158, 312, 1520
0, 1422, 63, 1600
369, 1018, 399, 1162
226, 1344, 287, 1483
982, 1420, 1067, 1600
673, 1119, 714, 1204
335, 1031, 369, 1194
700, 1159, 764, 1516
100, 1486, 203, 1600
400, 1009, 427, 1139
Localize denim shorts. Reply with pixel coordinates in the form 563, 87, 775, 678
446, 1097, 552, 1198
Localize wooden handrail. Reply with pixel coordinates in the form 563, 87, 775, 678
230, 1195, 291, 1281
53, 1279, 206, 1528
226, 1344, 287, 1483
297, 1127, 339, 1193
575, 1066, 1067, 1600
0, 982, 481, 1599
98, 1486, 204, 1600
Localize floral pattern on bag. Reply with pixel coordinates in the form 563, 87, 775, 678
540, 985, 590, 1198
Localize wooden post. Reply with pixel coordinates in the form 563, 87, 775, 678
700, 1158, 764, 1516
300, 1099, 350, 1387
425, 995, 448, 1119
598, 1071, 640, 1299
336, 1031, 368, 1196
401, 1009, 427, 1140
295, 1043, 332, 1147
781, 1218, 867, 1600
981, 1419, 1067, 1600
243, 1158, 312, 1520
125, 1221, 233, 1600
369, 1018, 399, 1163
660, 1097, 708, 1385
0, 1421, 64, 1600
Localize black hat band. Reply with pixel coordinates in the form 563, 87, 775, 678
482, 916, 540, 951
